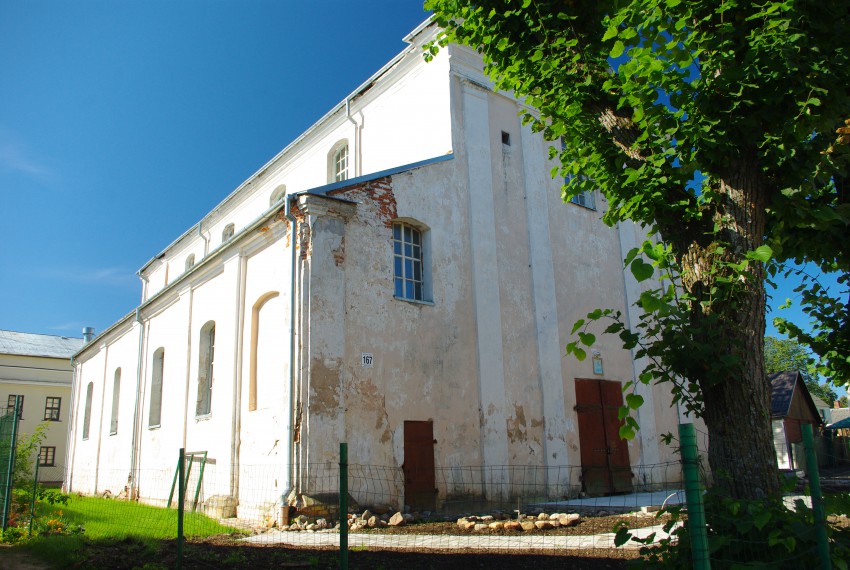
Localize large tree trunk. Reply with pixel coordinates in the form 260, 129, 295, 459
675, 158, 781, 499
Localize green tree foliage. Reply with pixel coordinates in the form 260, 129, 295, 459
764, 335, 837, 405
426, 0, 850, 499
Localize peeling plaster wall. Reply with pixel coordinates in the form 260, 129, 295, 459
294, 66, 687, 506
69, 23, 692, 512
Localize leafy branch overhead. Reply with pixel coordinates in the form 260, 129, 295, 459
427, 0, 850, 500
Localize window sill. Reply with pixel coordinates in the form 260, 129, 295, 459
148, 425, 161, 430
393, 296, 434, 306
109, 431, 117, 436
195, 414, 212, 422
569, 202, 597, 211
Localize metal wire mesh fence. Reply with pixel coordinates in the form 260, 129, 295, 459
3, 423, 847, 569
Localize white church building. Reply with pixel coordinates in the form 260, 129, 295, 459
67, 19, 685, 519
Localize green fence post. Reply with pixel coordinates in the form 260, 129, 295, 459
679, 422, 710, 570
802, 424, 830, 570
1, 396, 22, 532
339, 442, 348, 570
28, 460, 40, 537
177, 448, 185, 570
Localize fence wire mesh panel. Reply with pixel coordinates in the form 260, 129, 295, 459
691, 429, 839, 569
0, 402, 20, 531
6, 426, 846, 568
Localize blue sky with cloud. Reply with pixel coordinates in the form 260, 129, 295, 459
0, 0, 843, 395
1, 0, 429, 335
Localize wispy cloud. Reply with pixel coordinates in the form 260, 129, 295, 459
47, 321, 86, 332
0, 128, 53, 181
38, 266, 138, 288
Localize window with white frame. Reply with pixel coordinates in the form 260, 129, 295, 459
570, 189, 596, 209
392, 221, 430, 302
110, 368, 121, 435
82, 383, 93, 439
196, 321, 215, 417
222, 223, 235, 242
44, 396, 61, 421
149, 348, 164, 427
328, 140, 349, 183
562, 140, 597, 210
185, 254, 195, 272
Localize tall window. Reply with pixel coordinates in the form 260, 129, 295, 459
196, 321, 215, 416
7, 395, 23, 419
44, 397, 61, 421
222, 223, 235, 242
393, 221, 429, 302
110, 368, 121, 435
249, 292, 281, 411
149, 348, 164, 427
38, 446, 56, 467
82, 383, 93, 440
328, 140, 349, 183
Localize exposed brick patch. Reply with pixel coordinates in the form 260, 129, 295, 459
332, 235, 346, 266
329, 176, 397, 228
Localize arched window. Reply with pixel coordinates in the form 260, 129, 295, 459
328, 140, 349, 183
110, 368, 121, 435
392, 220, 432, 302
248, 292, 281, 411
149, 348, 164, 427
185, 254, 195, 272
196, 321, 215, 416
270, 184, 287, 207
222, 223, 235, 242
82, 382, 94, 440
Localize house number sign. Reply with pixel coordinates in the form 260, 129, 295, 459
361, 353, 374, 368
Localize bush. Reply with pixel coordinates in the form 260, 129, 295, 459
616, 492, 850, 569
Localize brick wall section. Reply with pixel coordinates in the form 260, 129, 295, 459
329, 176, 397, 228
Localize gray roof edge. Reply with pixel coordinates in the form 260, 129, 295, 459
0, 330, 84, 359
302, 153, 454, 197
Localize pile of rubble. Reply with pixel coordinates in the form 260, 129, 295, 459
279, 509, 417, 532
456, 512, 581, 532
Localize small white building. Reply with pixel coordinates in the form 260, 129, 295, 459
0, 329, 83, 484
67, 20, 686, 518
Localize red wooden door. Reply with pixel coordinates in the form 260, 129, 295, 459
575, 379, 633, 496
403, 420, 437, 511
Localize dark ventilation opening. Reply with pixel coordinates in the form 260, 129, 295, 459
501, 131, 511, 146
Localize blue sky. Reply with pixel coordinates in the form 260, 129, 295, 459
1, 1, 429, 336
0, 0, 842, 375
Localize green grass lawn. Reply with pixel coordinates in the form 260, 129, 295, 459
38, 494, 242, 540
12, 494, 244, 568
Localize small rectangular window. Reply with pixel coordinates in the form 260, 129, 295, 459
38, 446, 56, 467
44, 397, 61, 421
570, 190, 596, 210
501, 131, 511, 146
7, 395, 23, 419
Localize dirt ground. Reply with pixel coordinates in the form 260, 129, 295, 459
6, 512, 656, 569
77, 538, 633, 569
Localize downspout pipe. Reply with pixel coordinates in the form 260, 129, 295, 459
283, 195, 299, 504
129, 308, 145, 498
63, 356, 76, 493
345, 98, 362, 178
